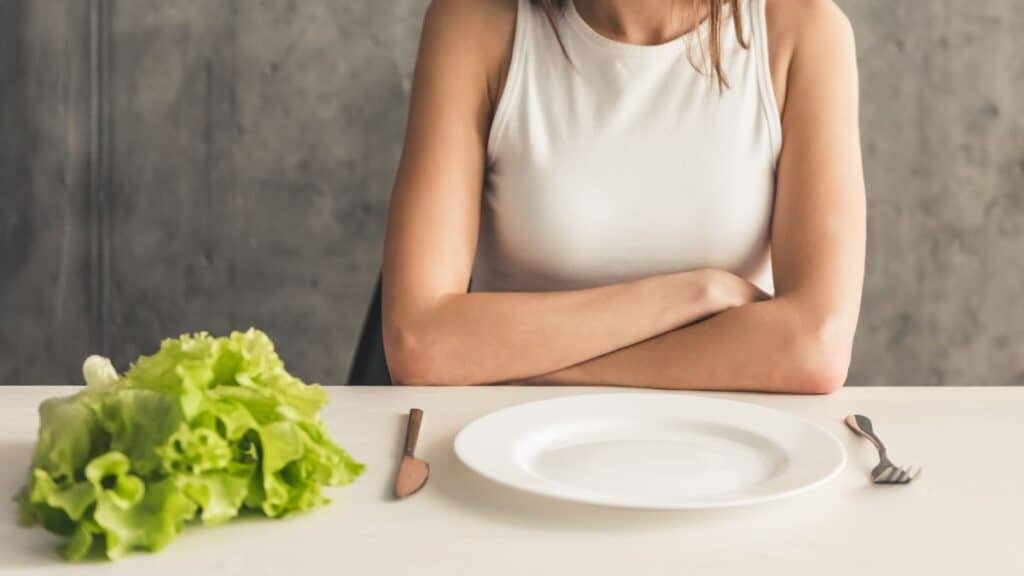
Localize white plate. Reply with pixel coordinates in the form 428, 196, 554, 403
454, 393, 846, 509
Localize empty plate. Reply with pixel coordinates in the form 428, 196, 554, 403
454, 393, 845, 509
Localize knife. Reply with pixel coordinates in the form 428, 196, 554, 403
394, 408, 429, 499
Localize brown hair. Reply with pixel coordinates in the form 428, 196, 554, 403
531, 0, 747, 89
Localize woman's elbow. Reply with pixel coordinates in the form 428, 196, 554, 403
384, 323, 438, 386
793, 353, 849, 395
786, 316, 854, 395
384, 320, 472, 386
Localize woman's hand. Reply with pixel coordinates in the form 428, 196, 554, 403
701, 269, 772, 314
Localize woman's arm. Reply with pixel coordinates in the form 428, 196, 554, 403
527, 0, 866, 394
382, 0, 762, 386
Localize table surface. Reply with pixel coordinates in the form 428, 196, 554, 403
1, 385, 1021, 575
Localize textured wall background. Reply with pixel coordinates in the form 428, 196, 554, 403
1, 0, 1022, 386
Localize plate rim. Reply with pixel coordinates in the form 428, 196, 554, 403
453, 392, 847, 510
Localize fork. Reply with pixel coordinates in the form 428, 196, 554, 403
844, 414, 921, 484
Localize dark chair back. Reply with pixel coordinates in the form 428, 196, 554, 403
346, 277, 392, 385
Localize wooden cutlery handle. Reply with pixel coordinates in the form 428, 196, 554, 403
403, 408, 423, 456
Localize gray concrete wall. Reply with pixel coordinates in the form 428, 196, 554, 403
2, 0, 1022, 387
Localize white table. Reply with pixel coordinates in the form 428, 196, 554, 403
1, 386, 1021, 575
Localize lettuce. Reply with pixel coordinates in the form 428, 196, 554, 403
16, 329, 364, 561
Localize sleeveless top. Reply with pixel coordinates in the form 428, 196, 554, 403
471, 0, 782, 294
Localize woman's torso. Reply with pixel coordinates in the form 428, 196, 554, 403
471, 0, 783, 294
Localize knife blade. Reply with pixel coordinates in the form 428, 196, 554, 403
394, 408, 429, 499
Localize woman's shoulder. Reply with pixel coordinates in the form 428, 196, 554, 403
764, 0, 857, 111
421, 0, 518, 67
424, 0, 517, 31
420, 0, 519, 109
770, 0, 856, 41
765, 0, 855, 59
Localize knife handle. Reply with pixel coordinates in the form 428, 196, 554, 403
403, 408, 423, 456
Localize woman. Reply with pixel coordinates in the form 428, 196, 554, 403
381, 0, 864, 393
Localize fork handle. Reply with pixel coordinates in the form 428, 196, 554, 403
844, 414, 888, 459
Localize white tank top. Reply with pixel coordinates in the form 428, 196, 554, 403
472, 0, 782, 294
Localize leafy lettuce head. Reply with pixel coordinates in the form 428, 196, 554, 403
17, 329, 364, 561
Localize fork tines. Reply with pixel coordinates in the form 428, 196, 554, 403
872, 464, 921, 484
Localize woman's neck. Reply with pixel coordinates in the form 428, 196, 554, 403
573, 0, 704, 46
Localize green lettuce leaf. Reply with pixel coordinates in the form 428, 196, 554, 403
16, 329, 363, 562
92, 477, 197, 560
178, 468, 252, 524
